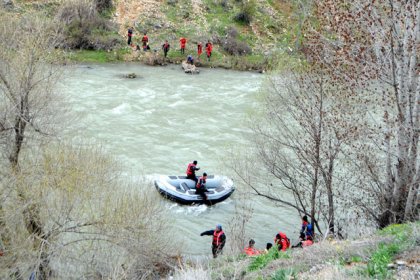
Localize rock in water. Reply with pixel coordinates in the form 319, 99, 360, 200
182, 61, 200, 74
124, 73, 137, 79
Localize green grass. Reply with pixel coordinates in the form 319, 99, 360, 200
68, 49, 130, 63
271, 268, 298, 280
248, 249, 291, 272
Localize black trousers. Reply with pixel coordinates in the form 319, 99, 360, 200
127, 36, 132, 45
212, 244, 223, 258
186, 174, 198, 185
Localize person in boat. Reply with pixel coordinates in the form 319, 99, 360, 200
274, 231, 290, 251
292, 232, 314, 248
205, 40, 213, 61
162, 40, 170, 58
300, 215, 314, 241
187, 54, 194, 65
200, 224, 226, 258
195, 172, 208, 200
141, 33, 149, 51
244, 239, 261, 256
179, 37, 187, 54
186, 160, 200, 184
197, 42, 203, 60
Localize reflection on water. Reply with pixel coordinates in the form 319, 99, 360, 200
61, 63, 298, 255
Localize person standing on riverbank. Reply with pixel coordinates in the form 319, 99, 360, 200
127, 27, 134, 45
197, 42, 203, 60
162, 40, 170, 58
300, 215, 314, 240
180, 37, 187, 54
205, 40, 213, 61
200, 224, 226, 258
141, 33, 149, 51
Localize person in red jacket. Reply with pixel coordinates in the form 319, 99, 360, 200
179, 37, 187, 54
244, 239, 261, 256
274, 231, 290, 251
205, 40, 213, 61
186, 160, 200, 184
200, 224, 226, 258
141, 33, 149, 51
197, 42, 203, 60
195, 172, 208, 201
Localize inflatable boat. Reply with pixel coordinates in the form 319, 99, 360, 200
154, 175, 234, 205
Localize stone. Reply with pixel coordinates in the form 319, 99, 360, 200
124, 73, 137, 79
396, 260, 407, 266
387, 263, 396, 269
2, 0, 14, 9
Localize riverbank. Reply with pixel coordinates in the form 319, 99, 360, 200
66, 47, 286, 72
172, 222, 419, 280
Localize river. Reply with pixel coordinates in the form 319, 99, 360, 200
62, 63, 298, 256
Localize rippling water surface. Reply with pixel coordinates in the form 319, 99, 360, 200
62, 63, 297, 255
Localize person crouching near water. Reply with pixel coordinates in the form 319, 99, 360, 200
195, 172, 208, 201
274, 231, 290, 251
244, 239, 261, 256
187, 54, 194, 65
200, 224, 226, 258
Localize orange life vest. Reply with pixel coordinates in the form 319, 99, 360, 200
196, 176, 206, 189
275, 232, 290, 251
213, 230, 224, 246
244, 246, 260, 256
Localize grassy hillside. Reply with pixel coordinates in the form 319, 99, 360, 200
173, 222, 419, 280
4, 0, 300, 70
114, 0, 299, 70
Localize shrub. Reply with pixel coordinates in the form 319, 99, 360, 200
56, 0, 119, 50
234, 0, 256, 24
94, 0, 113, 14
222, 28, 251, 56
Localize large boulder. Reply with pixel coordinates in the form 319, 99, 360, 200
182, 61, 200, 74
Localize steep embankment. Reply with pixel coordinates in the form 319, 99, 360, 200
112, 0, 296, 70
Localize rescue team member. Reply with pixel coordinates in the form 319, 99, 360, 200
292, 232, 314, 248
197, 42, 203, 60
244, 239, 261, 256
127, 27, 134, 45
274, 231, 290, 251
196, 172, 208, 200
180, 37, 187, 54
186, 160, 200, 184
200, 224, 226, 258
141, 33, 149, 51
162, 40, 170, 58
205, 40, 213, 61
301, 215, 314, 240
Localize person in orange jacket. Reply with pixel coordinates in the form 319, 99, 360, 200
141, 33, 149, 51
200, 224, 226, 258
205, 40, 213, 61
180, 37, 187, 54
244, 239, 261, 256
274, 231, 290, 251
197, 42, 203, 60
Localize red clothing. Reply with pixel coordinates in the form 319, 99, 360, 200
213, 230, 224, 246
142, 35, 149, 45
180, 38, 187, 48
205, 42, 213, 56
302, 240, 314, 247
274, 232, 290, 251
244, 246, 260, 256
197, 43, 203, 56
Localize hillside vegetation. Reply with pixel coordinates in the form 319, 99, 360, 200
4, 0, 299, 70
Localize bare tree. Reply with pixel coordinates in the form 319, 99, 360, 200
304, 0, 419, 227
231, 67, 361, 236
0, 144, 178, 279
